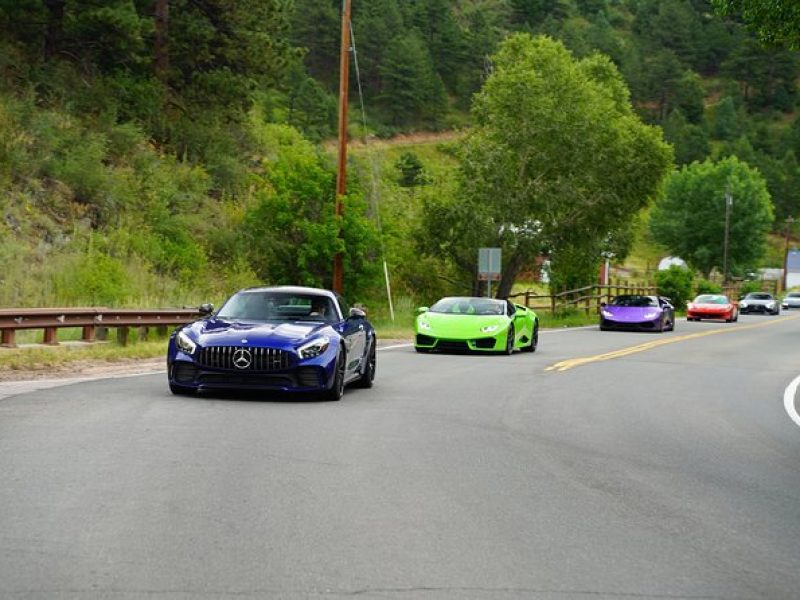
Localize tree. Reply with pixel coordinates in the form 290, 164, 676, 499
712, 95, 739, 140
377, 32, 447, 127
662, 110, 710, 166
711, 0, 800, 49
239, 125, 381, 298
649, 156, 774, 277
419, 34, 672, 296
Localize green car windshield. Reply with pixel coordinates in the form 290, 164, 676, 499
430, 297, 506, 315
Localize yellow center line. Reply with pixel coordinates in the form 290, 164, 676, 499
545, 314, 800, 373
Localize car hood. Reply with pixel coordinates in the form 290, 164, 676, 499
602, 306, 662, 322
691, 303, 730, 310
186, 318, 329, 346
418, 312, 508, 337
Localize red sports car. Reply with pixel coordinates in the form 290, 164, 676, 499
686, 294, 738, 322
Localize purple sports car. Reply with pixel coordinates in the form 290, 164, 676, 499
599, 294, 675, 332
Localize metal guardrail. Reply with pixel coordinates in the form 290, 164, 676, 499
0, 307, 201, 348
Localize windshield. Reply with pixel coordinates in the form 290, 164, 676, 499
216, 291, 338, 323
745, 293, 772, 300
609, 295, 657, 307
694, 295, 728, 304
429, 297, 506, 315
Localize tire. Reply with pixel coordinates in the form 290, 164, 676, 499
733, 313, 738, 322
504, 324, 515, 355
522, 322, 538, 353
656, 315, 665, 333
323, 351, 346, 401
169, 382, 195, 396
355, 338, 376, 388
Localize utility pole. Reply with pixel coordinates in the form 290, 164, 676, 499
332, 0, 351, 295
784, 217, 795, 291
723, 185, 732, 283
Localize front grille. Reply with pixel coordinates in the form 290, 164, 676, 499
474, 337, 496, 349
435, 340, 469, 352
198, 346, 291, 371
602, 319, 655, 331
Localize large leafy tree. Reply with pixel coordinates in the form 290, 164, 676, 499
711, 0, 800, 49
649, 156, 774, 277
419, 34, 672, 296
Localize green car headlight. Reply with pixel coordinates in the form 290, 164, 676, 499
480, 325, 500, 333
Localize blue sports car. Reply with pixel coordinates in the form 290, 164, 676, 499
167, 286, 376, 400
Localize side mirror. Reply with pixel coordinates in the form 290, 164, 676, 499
199, 303, 214, 316
417, 306, 429, 314
348, 307, 366, 319
600, 302, 607, 308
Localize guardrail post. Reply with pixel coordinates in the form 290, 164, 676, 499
117, 327, 129, 346
82, 326, 95, 342
157, 325, 167, 337
97, 326, 108, 341
43, 327, 58, 345
138, 326, 149, 342
1, 329, 15, 348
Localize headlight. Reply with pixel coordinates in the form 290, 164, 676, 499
643, 312, 659, 320
767, 302, 776, 308
418, 321, 431, 330
176, 331, 197, 354
298, 336, 330, 359
480, 325, 500, 333
740, 302, 747, 308
601, 309, 613, 318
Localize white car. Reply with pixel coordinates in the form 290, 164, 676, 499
781, 292, 800, 309
739, 292, 779, 315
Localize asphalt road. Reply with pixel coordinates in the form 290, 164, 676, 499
2, 315, 800, 599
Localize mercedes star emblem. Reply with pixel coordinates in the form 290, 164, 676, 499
232, 348, 252, 370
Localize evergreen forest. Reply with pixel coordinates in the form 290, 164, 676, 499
2, 0, 800, 313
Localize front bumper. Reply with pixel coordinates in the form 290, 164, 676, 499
600, 317, 659, 331
415, 333, 505, 352
168, 360, 330, 392
739, 304, 777, 314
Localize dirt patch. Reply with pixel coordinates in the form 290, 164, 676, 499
0, 358, 165, 382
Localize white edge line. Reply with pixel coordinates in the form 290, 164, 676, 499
783, 374, 800, 429
378, 343, 413, 351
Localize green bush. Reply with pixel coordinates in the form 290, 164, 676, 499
654, 265, 694, 310
695, 279, 722, 295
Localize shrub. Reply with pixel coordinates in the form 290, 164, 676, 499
695, 279, 722, 295
654, 265, 694, 310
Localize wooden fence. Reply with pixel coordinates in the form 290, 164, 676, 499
508, 282, 658, 315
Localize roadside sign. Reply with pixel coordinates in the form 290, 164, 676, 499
478, 248, 501, 298
478, 248, 502, 281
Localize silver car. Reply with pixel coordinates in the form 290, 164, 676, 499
781, 292, 800, 309
739, 292, 780, 315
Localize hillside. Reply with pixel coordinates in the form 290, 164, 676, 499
1, 0, 799, 310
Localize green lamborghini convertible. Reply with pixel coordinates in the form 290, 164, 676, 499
415, 297, 539, 354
